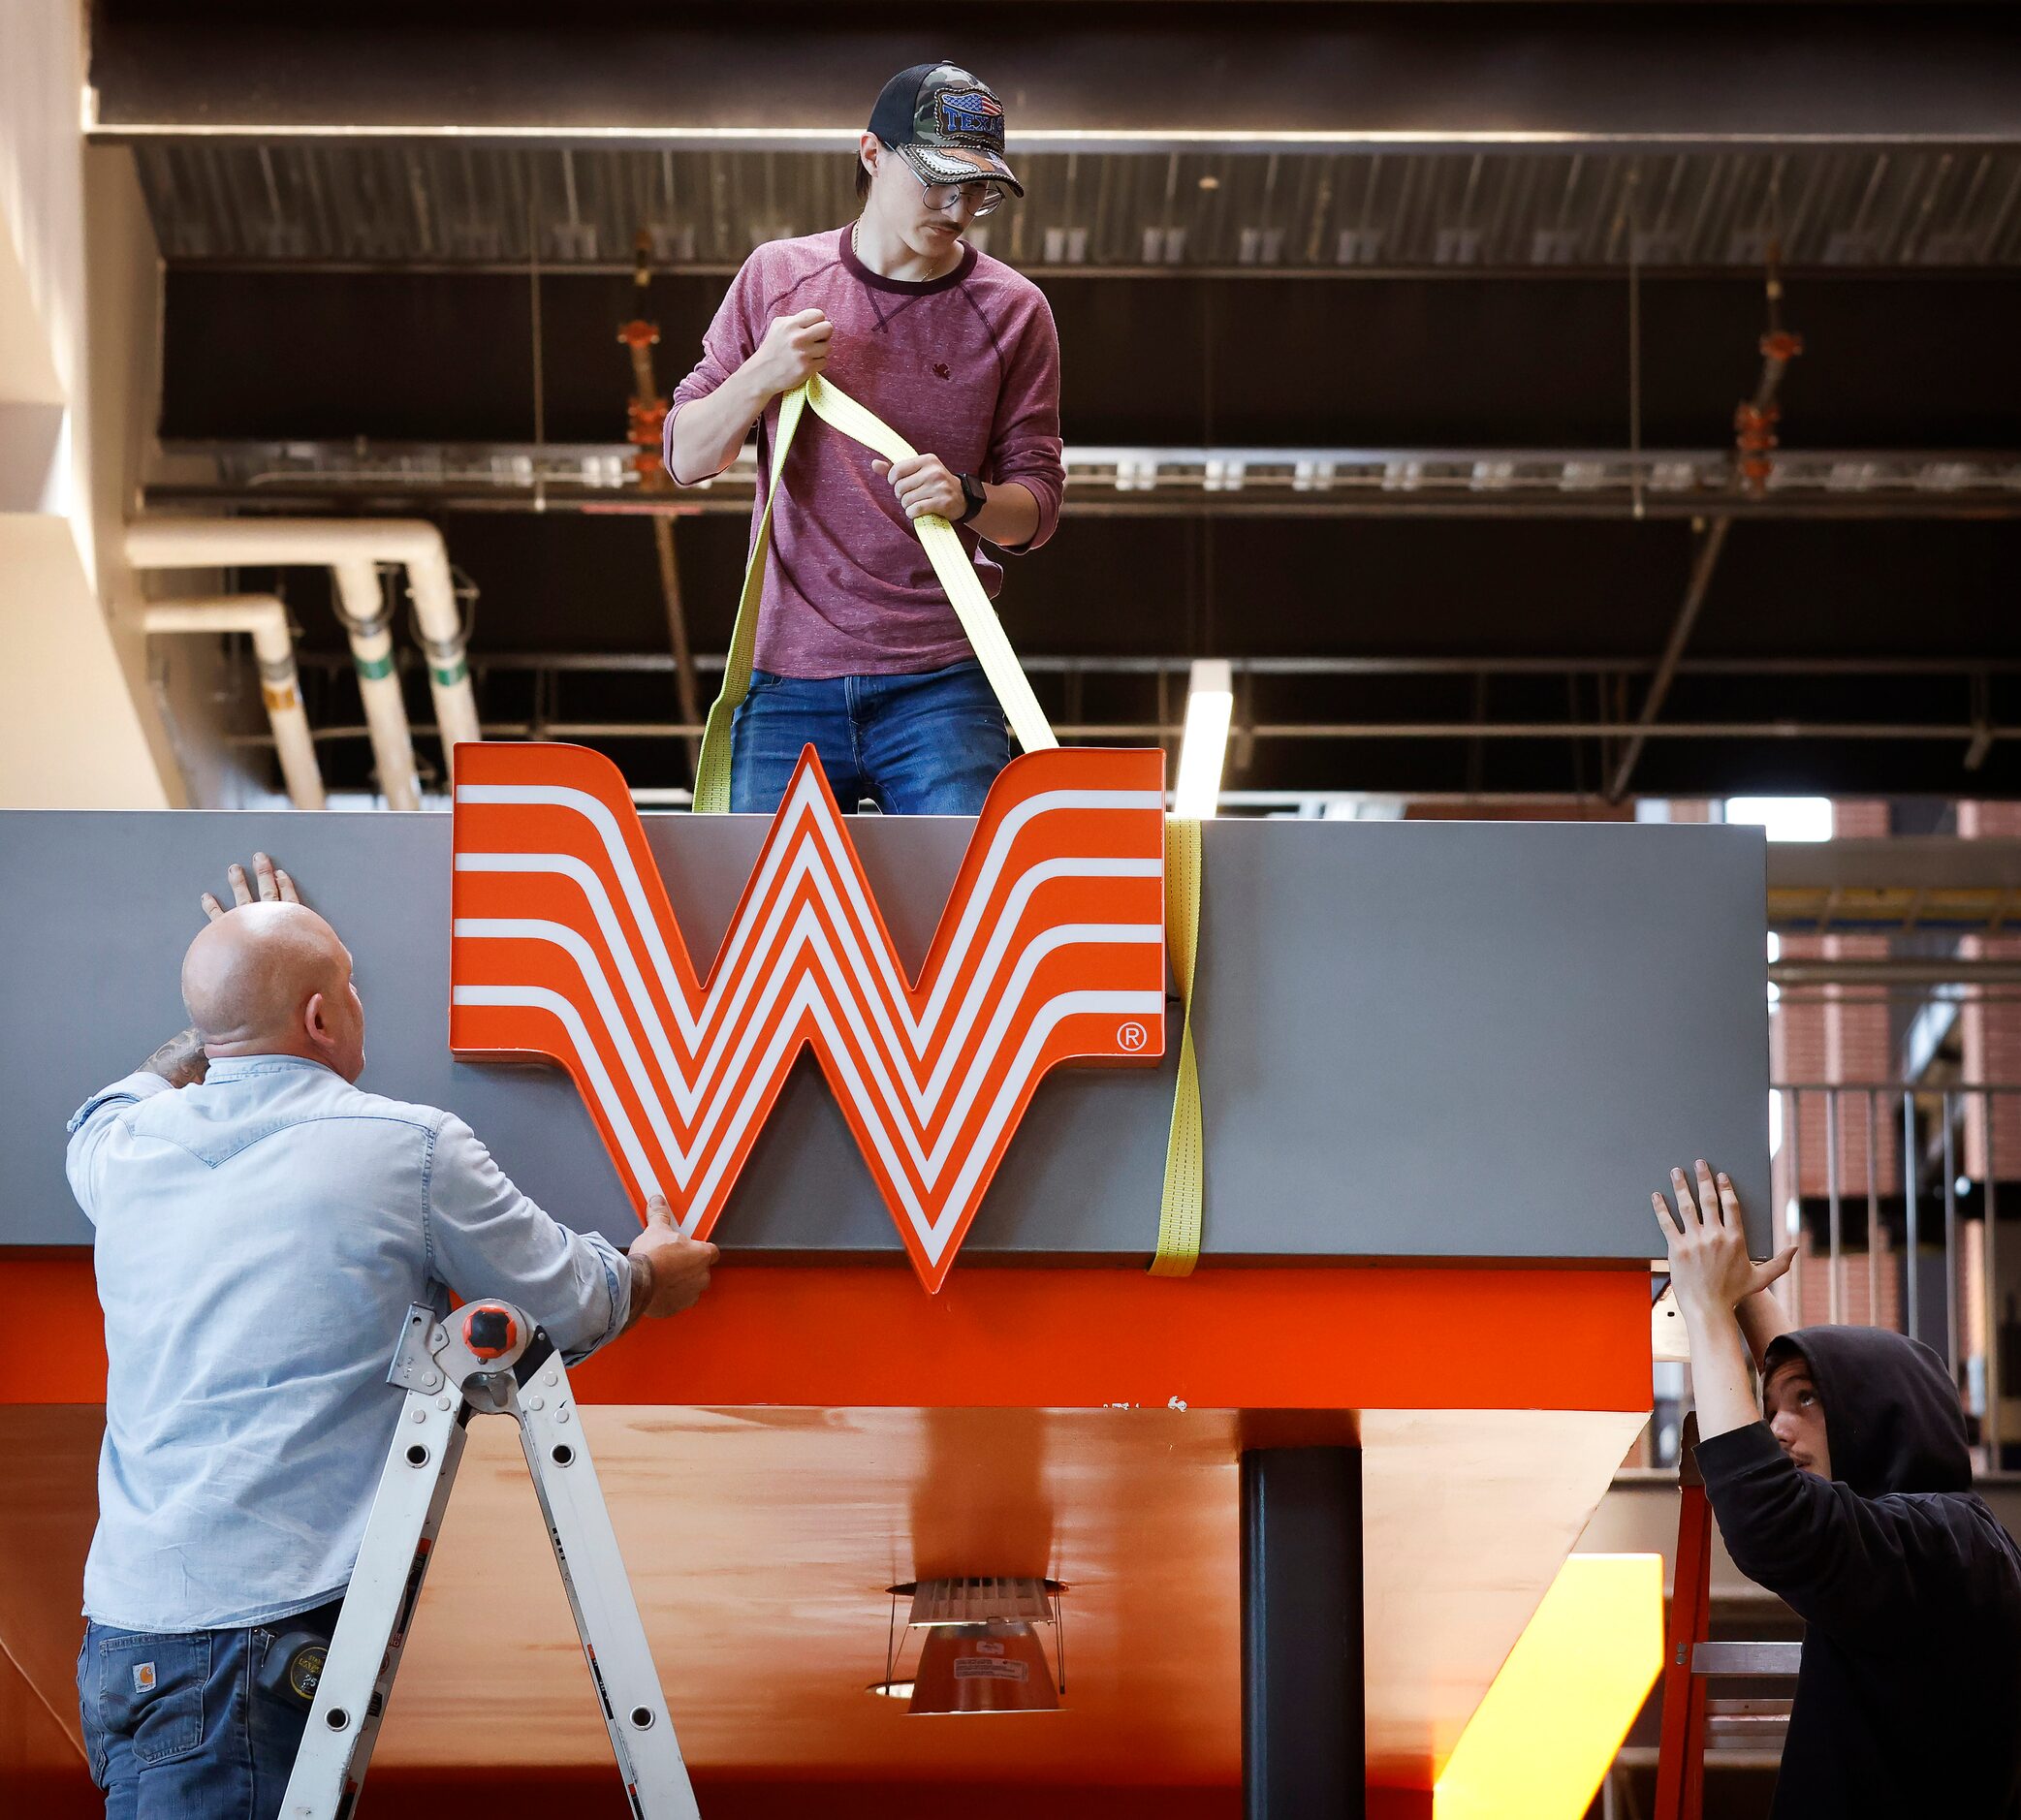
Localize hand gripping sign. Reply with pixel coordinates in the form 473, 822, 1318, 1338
450, 740, 1168, 1291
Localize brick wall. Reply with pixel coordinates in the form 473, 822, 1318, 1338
1958, 801, 2021, 1179
1772, 802, 1900, 1328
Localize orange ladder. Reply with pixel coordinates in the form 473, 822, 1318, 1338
1653, 1413, 1802, 1819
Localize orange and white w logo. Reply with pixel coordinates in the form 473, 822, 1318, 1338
450, 743, 1168, 1290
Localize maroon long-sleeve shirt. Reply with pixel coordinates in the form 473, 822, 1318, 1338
666, 227, 1064, 678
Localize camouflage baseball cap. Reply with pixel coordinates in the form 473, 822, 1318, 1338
868, 62, 1024, 198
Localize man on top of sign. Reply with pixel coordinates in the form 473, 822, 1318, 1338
664, 59, 1064, 817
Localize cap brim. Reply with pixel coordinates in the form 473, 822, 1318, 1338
897, 141, 1024, 199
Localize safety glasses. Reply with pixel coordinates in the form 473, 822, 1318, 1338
900, 157, 1009, 218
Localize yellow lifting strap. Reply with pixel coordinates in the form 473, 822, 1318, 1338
687, 370, 1203, 1272
1150, 815, 1205, 1276
692, 373, 1055, 812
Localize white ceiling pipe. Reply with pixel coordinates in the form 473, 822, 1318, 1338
125, 518, 484, 803
386, 535, 484, 764
142, 598, 328, 811
127, 520, 420, 809
327, 555, 421, 812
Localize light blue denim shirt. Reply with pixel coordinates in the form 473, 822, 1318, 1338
65, 1053, 632, 1633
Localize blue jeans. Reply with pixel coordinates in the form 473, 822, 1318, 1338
77, 1597, 343, 1819
729, 658, 1012, 817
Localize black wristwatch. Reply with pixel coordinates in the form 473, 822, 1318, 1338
956, 472, 987, 524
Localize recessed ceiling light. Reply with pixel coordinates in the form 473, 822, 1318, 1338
1198, 174, 1220, 191
911, 1622, 1061, 1714
874, 1577, 1069, 1715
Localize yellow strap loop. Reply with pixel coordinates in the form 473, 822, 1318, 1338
1150, 815, 1205, 1276
689, 372, 1203, 1272
692, 383, 806, 815
692, 373, 1055, 811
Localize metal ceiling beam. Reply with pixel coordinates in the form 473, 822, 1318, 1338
1607, 515, 1734, 800
1766, 836, 2021, 937
1771, 958, 2021, 988
148, 441, 2021, 520
225, 714, 2010, 750
1769, 835, 2021, 895
146, 262, 2021, 284
125, 141, 2021, 273
289, 650, 2021, 682
235, 648, 2020, 799
89, 6, 2021, 149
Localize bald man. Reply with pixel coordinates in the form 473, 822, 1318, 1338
65, 853, 716, 1820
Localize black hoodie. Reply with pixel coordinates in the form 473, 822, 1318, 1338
1695, 1325, 2021, 1818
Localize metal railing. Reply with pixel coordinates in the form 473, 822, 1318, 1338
1767, 1082, 2013, 1466
1652, 1083, 2016, 1473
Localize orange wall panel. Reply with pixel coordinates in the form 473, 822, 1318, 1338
4, 1255, 1653, 1415
0, 1642, 97, 1819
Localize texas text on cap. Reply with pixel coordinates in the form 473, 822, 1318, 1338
868, 62, 1025, 198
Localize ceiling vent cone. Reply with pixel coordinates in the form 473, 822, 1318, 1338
907, 1621, 1060, 1716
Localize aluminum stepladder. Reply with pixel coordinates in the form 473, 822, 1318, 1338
281, 1300, 700, 1820
1653, 1412, 1802, 1819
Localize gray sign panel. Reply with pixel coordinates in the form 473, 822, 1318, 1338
0, 807, 1769, 1261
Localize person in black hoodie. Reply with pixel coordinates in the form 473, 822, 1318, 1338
1655, 1158, 2021, 1818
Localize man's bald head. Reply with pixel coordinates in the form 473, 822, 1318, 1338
182, 903, 364, 1076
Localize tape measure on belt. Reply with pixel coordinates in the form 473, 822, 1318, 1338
687, 371, 1203, 1275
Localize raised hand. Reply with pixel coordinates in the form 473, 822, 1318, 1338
1653, 1159, 1797, 1316
201, 851, 300, 923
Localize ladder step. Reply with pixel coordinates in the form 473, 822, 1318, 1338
1706, 1727, 1793, 1747
1704, 1696, 1793, 1743
1705, 1697, 1794, 1747
1691, 1641, 1802, 1676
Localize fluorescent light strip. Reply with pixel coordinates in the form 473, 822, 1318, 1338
91, 114, 1879, 149
1173, 658, 1234, 820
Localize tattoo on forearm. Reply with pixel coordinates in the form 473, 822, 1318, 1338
622, 1251, 657, 1334
142, 1025, 208, 1087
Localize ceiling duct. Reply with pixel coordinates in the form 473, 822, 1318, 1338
875, 1577, 1068, 1717
909, 1624, 1060, 1717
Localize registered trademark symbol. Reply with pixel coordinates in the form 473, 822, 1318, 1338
1117, 1020, 1149, 1052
